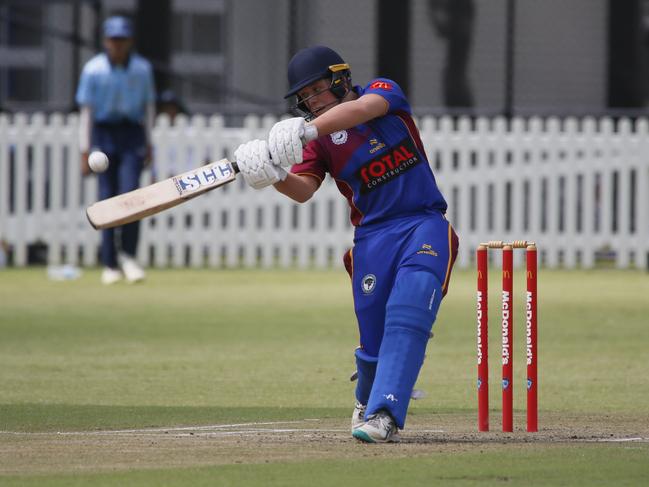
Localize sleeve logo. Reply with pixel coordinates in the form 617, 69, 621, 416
370, 81, 393, 90
330, 130, 348, 145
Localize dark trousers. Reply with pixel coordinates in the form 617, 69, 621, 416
93, 123, 146, 268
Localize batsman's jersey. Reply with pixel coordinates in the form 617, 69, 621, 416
292, 78, 459, 361
291, 78, 447, 228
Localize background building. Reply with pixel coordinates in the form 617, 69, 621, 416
2, 0, 649, 116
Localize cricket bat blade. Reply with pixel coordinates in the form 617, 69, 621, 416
86, 159, 239, 230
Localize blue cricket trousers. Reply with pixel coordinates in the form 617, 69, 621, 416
92, 122, 146, 268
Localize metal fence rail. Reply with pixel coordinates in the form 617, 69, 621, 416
1, 113, 648, 269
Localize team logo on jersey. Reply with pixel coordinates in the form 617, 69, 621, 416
370, 80, 393, 90
417, 244, 438, 257
361, 274, 376, 294
355, 137, 421, 193
330, 130, 348, 145
369, 138, 387, 154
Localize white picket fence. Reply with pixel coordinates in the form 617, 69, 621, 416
1, 113, 648, 270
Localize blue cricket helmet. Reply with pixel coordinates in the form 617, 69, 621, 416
285, 45, 351, 98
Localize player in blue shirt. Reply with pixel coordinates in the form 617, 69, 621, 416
76, 16, 155, 284
235, 46, 459, 443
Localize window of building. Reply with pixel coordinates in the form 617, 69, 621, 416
172, 13, 223, 54
7, 68, 43, 102
170, 4, 226, 109
0, 3, 46, 107
2, 4, 44, 47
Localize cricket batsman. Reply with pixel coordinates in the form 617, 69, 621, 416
234, 46, 459, 443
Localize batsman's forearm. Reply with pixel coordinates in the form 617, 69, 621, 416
310, 94, 388, 137
274, 173, 319, 203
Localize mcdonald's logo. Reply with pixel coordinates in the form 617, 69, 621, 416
527, 271, 534, 279
503, 270, 511, 278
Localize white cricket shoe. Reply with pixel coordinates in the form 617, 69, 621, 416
352, 410, 400, 443
119, 254, 145, 283
101, 267, 123, 285
351, 402, 367, 432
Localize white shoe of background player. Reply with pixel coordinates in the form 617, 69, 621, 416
101, 267, 123, 285
351, 402, 367, 432
352, 410, 401, 443
119, 253, 145, 283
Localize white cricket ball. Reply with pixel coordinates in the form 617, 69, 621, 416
88, 151, 109, 173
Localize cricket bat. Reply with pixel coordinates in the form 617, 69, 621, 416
86, 159, 239, 230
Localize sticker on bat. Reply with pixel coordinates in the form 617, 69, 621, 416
173, 161, 235, 196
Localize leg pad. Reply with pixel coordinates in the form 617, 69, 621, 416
366, 271, 443, 428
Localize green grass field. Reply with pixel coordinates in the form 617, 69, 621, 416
1, 267, 648, 486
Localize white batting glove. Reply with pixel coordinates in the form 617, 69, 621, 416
234, 139, 287, 190
268, 117, 319, 168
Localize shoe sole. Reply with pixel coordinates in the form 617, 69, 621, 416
352, 429, 376, 443
101, 276, 122, 285
101, 280, 122, 285
352, 428, 401, 444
